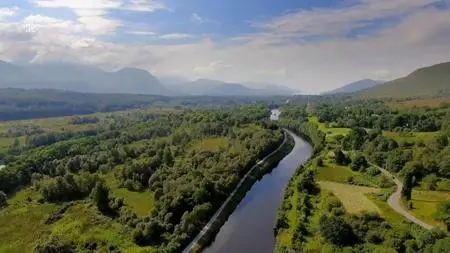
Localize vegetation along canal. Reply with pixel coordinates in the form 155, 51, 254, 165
203, 110, 313, 253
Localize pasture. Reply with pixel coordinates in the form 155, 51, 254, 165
105, 172, 155, 217
308, 117, 351, 142
383, 131, 439, 143
318, 181, 381, 214
408, 190, 450, 229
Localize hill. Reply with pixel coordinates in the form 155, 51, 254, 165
359, 62, 450, 98
166, 79, 295, 96
205, 82, 255, 96
330, 79, 381, 94
0, 61, 172, 96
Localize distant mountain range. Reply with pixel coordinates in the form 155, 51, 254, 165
162, 78, 296, 96
329, 79, 383, 94
0, 61, 172, 95
0, 61, 296, 97
359, 62, 450, 98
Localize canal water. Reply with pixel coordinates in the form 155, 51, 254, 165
203, 110, 313, 253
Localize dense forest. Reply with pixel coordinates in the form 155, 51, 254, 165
0, 105, 284, 252
275, 102, 450, 252
0, 88, 285, 121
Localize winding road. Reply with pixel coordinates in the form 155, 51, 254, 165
373, 164, 434, 230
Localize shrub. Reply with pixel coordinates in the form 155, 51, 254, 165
319, 214, 356, 246
0, 191, 7, 208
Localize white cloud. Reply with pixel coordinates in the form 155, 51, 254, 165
125, 0, 169, 12
159, 33, 193, 40
254, 0, 437, 38
0, 0, 449, 93
191, 13, 204, 23
78, 16, 121, 35
193, 61, 233, 74
0, 7, 18, 21
128, 30, 157, 36
32, 0, 168, 34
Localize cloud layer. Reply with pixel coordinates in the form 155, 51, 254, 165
0, 0, 449, 93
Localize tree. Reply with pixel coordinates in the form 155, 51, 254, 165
334, 148, 350, 166
401, 172, 414, 201
90, 182, 110, 213
351, 154, 369, 172
0, 191, 7, 208
316, 157, 324, 167
319, 214, 356, 246
297, 170, 318, 194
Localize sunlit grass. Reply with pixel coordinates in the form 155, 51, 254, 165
318, 181, 380, 214
308, 116, 351, 142
0, 188, 59, 253
407, 190, 450, 229
383, 131, 439, 143
104, 172, 155, 217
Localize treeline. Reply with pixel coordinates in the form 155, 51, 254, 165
279, 106, 326, 153
315, 100, 446, 132
0, 88, 288, 121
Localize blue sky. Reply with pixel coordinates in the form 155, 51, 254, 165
0, 0, 449, 93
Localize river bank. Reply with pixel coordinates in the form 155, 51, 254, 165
183, 130, 294, 252
202, 130, 313, 253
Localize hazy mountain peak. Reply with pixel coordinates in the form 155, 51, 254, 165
0, 61, 172, 96
359, 61, 450, 98
329, 79, 382, 94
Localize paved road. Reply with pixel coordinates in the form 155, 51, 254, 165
182, 131, 288, 253
373, 164, 434, 230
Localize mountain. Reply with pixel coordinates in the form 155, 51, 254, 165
0, 61, 172, 95
206, 82, 255, 96
329, 79, 382, 94
359, 62, 450, 98
243, 82, 298, 95
165, 78, 294, 96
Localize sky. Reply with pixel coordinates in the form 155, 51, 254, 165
0, 0, 449, 93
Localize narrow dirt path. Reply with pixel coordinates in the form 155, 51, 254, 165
373, 164, 434, 230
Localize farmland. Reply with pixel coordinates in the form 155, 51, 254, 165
318, 181, 381, 213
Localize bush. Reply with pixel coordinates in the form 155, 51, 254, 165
34, 236, 74, 253
320, 214, 356, 246
0, 191, 7, 208
90, 181, 110, 213
316, 157, 324, 167
351, 154, 369, 172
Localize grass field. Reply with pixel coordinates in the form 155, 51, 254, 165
367, 192, 410, 229
318, 181, 381, 213
0, 136, 26, 153
0, 184, 155, 253
407, 190, 450, 229
315, 160, 379, 187
0, 189, 59, 253
105, 172, 155, 217
308, 117, 351, 142
383, 131, 439, 143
